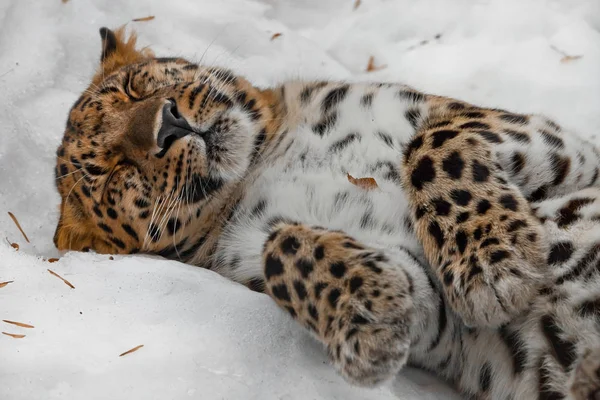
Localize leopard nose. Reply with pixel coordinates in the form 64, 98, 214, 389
156, 99, 193, 148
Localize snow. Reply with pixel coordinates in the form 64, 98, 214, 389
0, 0, 599, 398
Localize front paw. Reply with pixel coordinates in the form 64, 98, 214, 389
440, 215, 547, 328
262, 225, 414, 386
324, 252, 414, 387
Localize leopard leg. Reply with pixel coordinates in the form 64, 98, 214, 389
525, 187, 600, 400
261, 222, 415, 386
401, 118, 548, 328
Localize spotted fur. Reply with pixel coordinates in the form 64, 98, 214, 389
53, 27, 600, 399
402, 113, 548, 328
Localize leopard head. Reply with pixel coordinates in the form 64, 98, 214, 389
53, 27, 282, 261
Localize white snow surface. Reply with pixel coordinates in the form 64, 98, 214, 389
1, 0, 599, 399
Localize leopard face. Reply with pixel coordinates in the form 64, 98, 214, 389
53, 27, 281, 256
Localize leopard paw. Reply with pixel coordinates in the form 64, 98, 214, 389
402, 127, 548, 328
328, 252, 413, 386
440, 221, 547, 328
262, 224, 414, 386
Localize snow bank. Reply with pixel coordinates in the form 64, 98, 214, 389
1, 0, 598, 399
0, 247, 458, 399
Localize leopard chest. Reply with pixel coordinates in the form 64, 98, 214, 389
240, 123, 423, 256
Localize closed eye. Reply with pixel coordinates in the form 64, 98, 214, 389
123, 73, 142, 101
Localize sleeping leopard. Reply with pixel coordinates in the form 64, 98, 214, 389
53, 27, 600, 399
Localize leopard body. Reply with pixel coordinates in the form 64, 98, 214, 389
53, 27, 600, 399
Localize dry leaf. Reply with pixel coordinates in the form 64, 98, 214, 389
2, 332, 25, 339
3, 320, 34, 329
270, 33, 282, 41
119, 344, 144, 357
347, 173, 379, 190
48, 269, 75, 289
5, 237, 18, 250
560, 55, 583, 63
109, 256, 114, 260
132, 16, 155, 22
0, 281, 14, 288
47, 258, 60, 263
8, 212, 30, 243
62, 0, 69, 3
353, 0, 361, 10
550, 45, 583, 64
366, 56, 387, 72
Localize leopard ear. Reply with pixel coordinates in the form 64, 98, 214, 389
99, 27, 118, 61
93, 26, 154, 85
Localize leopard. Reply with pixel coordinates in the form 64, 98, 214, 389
52, 26, 600, 399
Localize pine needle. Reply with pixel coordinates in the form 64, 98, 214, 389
119, 344, 144, 357
132, 16, 155, 22
3, 320, 34, 329
7, 212, 30, 243
561, 55, 583, 63
2, 332, 25, 339
47, 269, 75, 289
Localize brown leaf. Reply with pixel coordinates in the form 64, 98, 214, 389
270, 33, 282, 41
550, 45, 583, 63
47, 258, 60, 263
48, 269, 75, 289
0, 281, 14, 288
2, 332, 25, 339
560, 55, 583, 63
119, 344, 144, 357
3, 320, 34, 329
353, 0, 361, 10
61, 0, 69, 3
8, 212, 30, 243
5, 237, 18, 250
366, 56, 387, 72
347, 173, 379, 190
132, 16, 155, 22
109, 256, 114, 260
